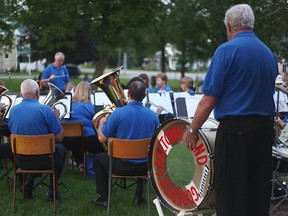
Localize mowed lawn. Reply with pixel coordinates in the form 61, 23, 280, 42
0, 161, 177, 216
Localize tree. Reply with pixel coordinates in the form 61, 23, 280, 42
168, 0, 211, 77
0, 1, 16, 51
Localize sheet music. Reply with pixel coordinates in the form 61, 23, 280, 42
5, 93, 72, 119
174, 93, 214, 118
93, 91, 112, 106
143, 92, 174, 114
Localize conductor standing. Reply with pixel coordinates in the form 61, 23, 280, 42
184, 4, 278, 216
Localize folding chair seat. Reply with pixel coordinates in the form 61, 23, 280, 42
107, 137, 151, 216
10, 134, 58, 213
61, 122, 86, 179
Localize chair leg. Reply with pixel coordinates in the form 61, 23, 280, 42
53, 173, 57, 213
83, 152, 86, 179
107, 175, 112, 215
147, 178, 150, 216
13, 173, 17, 213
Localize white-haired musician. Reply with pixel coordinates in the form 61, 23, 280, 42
184, 4, 277, 216
40, 52, 73, 92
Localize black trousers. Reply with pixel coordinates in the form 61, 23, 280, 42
0, 143, 12, 160
63, 135, 105, 166
93, 152, 147, 200
16, 144, 66, 190
215, 116, 273, 216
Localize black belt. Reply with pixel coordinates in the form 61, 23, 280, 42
219, 115, 273, 121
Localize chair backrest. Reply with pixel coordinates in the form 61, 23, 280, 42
61, 122, 84, 137
107, 138, 151, 159
10, 134, 55, 155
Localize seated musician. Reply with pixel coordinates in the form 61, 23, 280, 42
179, 76, 195, 95
91, 81, 160, 207
8, 79, 66, 200
61, 81, 105, 172
0, 103, 12, 160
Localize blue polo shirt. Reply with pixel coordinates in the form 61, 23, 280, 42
41, 64, 70, 92
62, 102, 96, 136
202, 31, 278, 120
155, 84, 172, 92
102, 101, 160, 163
8, 98, 62, 135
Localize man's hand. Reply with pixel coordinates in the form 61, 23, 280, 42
99, 113, 109, 127
0, 103, 7, 112
50, 74, 56, 81
184, 126, 199, 150
52, 107, 60, 119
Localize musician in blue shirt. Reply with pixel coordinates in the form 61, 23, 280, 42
40, 52, 73, 92
91, 81, 160, 207
8, 79, 66, 201
154, 72, 172, 92
61, 81, 105, 172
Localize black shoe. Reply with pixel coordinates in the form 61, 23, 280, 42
134, 195, 144, 205
45, 189, 61, 202
91, 197, 108, 207
20, 182, 33, 199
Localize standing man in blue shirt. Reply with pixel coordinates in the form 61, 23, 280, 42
184, 4, 278, 216
91, 81, 160, 207
40, 52, 73, 92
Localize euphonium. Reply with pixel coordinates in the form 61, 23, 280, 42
0, 85, 12, 127
90, 66, 127, 129
42, 82, 68, 120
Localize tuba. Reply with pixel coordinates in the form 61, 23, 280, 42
90, 66, 127, 129
42, 82, 68, 120
0, 85, 13, 127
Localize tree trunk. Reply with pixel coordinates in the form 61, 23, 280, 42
93, 54, 109, 79
160, 46, 166, 72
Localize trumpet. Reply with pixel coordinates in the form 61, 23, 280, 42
42, 82, 68, 120
0, 85, 12, 127
90, 66, 127, 129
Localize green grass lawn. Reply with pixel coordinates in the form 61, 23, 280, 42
0, 72, 182, 93
0, 162, 178, 216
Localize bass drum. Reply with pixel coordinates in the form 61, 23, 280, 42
148, 118, 218, 214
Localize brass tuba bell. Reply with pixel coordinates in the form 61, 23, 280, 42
42, 82, 68, 120
0, 85, 12, 127
90, 66, 127, 129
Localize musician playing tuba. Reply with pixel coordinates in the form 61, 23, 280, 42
91, 80, 160, 207
61, 81, 106, 173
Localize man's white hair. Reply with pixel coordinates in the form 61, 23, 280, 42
224, 4, 255, 31
21, 79, 39, 96
55, 52, 65, 60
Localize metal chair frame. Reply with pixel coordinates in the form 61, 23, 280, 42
61, 122, 86, 179
107, 137, 151, 216
10, 134, 58, 213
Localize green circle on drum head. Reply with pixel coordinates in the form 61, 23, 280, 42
166, 143, 195, 187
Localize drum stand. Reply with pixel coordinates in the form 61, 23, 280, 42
269, 87, 288, 214
270, 170, 288, 214
153, 197, 216, 216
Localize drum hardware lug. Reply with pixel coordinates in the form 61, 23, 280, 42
209, 154, 214, 159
